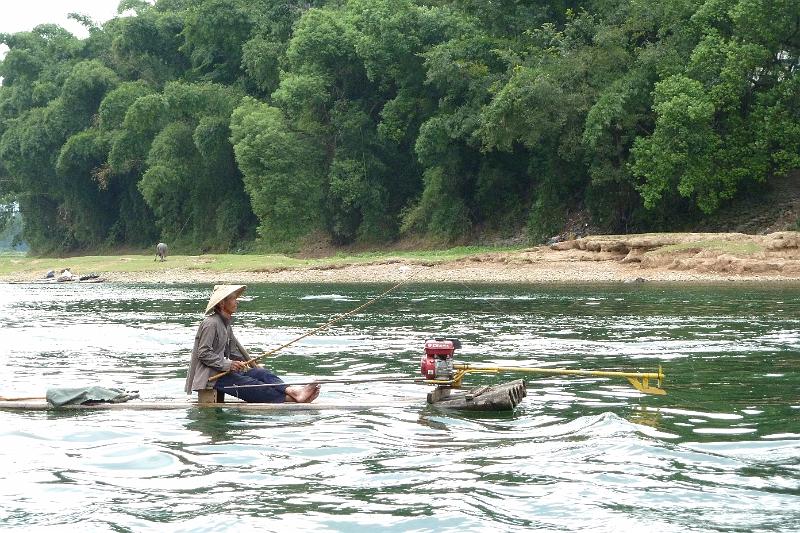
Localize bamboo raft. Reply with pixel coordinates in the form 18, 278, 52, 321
427, 379, 527, 411
0, 380, 529, 412
0, 398, 419, 412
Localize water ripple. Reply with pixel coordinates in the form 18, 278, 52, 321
1, 283, 799, 531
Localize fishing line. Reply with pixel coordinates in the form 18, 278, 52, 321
452, 251, 529, 315
446, 253, 669, 391
208, 265, 426, 382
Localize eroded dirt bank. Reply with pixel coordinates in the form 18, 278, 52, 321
3, 232, 799, 284
88, 231, 800, 284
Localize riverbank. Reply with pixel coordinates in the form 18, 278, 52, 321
2, 231, 799, 284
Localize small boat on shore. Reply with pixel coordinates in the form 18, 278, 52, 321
14, 276, 106, 285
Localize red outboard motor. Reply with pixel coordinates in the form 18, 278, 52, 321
420, 338, 460, 380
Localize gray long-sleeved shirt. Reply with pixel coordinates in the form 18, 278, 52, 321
184, 312, 247, 393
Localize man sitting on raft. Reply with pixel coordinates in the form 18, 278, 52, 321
185, 284, 320, 403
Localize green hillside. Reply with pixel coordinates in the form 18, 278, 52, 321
1, 0, 797, 256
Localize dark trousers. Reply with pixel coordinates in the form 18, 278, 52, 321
213, 367, 287, 403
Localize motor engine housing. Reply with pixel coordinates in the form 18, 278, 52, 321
420, 339, 459, 380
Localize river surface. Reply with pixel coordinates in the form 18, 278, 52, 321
0, 282, 798, 532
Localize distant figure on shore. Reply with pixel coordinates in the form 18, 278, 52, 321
155, 242, 167, 262
56, 268, 73, 282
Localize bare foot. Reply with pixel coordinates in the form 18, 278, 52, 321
307, 383, 321, 402
285, 382, 321, 403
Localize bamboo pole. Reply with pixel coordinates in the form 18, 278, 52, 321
454, 363, 663, 380
431, 364, 667, 395
0, 396, 46, 401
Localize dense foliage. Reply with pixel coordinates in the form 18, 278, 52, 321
0, 0, 797, 253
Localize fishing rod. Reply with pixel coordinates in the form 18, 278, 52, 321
208, 269, 422, 382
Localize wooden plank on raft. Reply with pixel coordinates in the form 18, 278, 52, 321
427, 379, 527, 411
0, 398, 420, 412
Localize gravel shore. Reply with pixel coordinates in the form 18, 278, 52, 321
5, 232, 800, 284
97, 254, 796, 284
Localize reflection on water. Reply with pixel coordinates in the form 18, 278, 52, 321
0, 282, 798, 531
184, 408, 251, 443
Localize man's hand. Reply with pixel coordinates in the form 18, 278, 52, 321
229, 360, 247, 373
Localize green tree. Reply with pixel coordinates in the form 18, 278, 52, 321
631, 0, 799, 214
55, 129, 115, 247
180, 0, 253, 84
131, 82, 254, 249
272, 0, 443, 243
107, 5, 188, 85
0, 55, 120, 251
230, 97, 325, 244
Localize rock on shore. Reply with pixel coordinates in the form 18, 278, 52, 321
548, 231, 800, 277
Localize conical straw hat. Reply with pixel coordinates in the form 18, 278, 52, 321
205, 284, 246, 314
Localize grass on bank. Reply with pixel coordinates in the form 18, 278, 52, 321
0, 246, 525, 278
653, 239, 763, 255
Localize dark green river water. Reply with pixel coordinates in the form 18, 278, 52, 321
1, 282, 798, 532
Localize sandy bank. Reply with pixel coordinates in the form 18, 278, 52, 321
4, 232, 800, 285
78, 232, 800, 284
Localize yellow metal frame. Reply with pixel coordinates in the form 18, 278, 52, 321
423, 364, 666, 395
